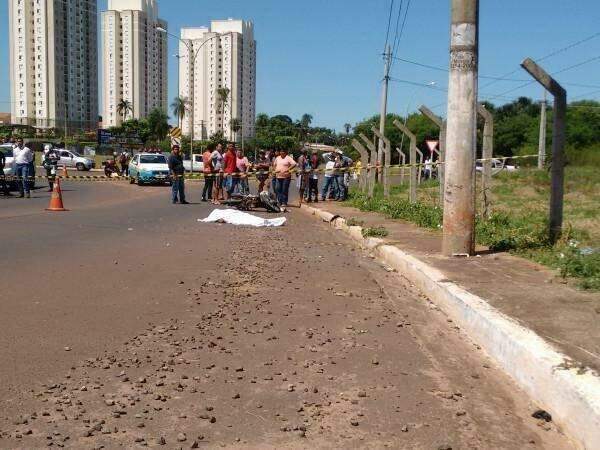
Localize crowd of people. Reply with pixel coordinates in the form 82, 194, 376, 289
168, 142, 355, 209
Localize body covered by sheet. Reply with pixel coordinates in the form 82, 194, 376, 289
200, 209, 287, 227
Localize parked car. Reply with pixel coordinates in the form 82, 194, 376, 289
183, 154, 205, 173
128, 153, 171, 185
56, 149, 95, 171
0, 143, 36, 189
476, 159, 517, 175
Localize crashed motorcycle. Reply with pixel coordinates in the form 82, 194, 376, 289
221, 191, 282, 213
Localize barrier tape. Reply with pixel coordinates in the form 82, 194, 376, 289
2, 155, 539, 183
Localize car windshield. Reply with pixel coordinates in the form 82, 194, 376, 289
71, 151, 82, 157
140, 155, 167, 164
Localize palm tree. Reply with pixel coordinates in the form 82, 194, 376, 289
216, 87, 230, 132
344, 123, 352, 134
116, 99, 133, 123
230, 118, 242, 142
170, 96, 189, 130
300, 114, 313, 128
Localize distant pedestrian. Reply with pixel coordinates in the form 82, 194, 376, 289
223, 144, 238, 199
307, 150, 320, 202
211, 143, 224, 202
339, 152, 353, 201
119, 152, 130, 176
321, 153, 337, 201
424, 157, 433, 180
202, 143, 215, 202
168, 145, 188, 204
13, 138, 34, 198
273, 148, 297, 209
255, 150, 271, 193
236, 149, 250, 195
0, 147, 11, 196
296, 148, 310, 206
42, 144, 60, 192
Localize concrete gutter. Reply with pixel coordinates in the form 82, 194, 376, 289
302, 205, 600, 450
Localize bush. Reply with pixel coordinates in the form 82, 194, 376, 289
362, 226, 389, 238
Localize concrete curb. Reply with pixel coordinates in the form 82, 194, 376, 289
302, 205, 600, 450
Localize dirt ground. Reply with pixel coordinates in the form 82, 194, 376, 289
0, 183, 575, 449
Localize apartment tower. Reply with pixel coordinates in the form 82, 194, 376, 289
179, 19, 256, 141
8, 0, 98, 131
102, 0, 168, 127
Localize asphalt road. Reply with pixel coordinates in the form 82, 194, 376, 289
0, 181, 573, 448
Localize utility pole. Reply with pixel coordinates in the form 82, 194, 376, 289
538, 89, 547, 169
521, 58, 567, 244
377, 45, 392, 174
442, 0, 479, 257
477, 104, 494, 218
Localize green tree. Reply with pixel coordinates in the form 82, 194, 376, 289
116, 99, 133, 123
146, 109, 170, 142
217, 87, 230, 131
170, 96, 189, 130
344, 123, 352, 134
230, 118, 242, 142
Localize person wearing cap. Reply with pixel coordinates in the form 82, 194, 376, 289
168, 145, 188, 204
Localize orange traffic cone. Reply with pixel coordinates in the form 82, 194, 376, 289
62, 164, 69, 178
46, 177, 68, 212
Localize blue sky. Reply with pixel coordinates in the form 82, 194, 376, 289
1, 0, 599, 131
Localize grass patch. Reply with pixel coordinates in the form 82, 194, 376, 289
345, 166, 600, 290
362, 227, 389, 238
346, 217, 365, 227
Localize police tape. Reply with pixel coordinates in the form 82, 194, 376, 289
2, 155, 539, 183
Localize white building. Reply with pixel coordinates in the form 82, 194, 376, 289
101, 0, 168, 127
179, 19, 256, 141
8, 0, 99, 131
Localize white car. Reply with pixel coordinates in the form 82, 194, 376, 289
476, 159, 517, 174
128, 153, 172, 185
183, 154, 205, 173
56, 149, 95, 171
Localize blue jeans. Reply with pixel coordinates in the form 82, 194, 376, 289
225, 174, 239, 195
274, 178, 291, 205
335, 174, 346, 200
321, 176, 336, 200
171, 176, 186, 203
16, 163, 30, 195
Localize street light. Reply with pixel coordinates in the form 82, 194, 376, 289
156, 26, 234, 158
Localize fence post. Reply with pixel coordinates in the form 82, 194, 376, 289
419, 105, 446, 204
351, 139, 370, 193
477, 104, 494, 218
521, 58, 567, 243
396, 148, 406, 185
393, 120, 417, 203
359, 133, 377, 198
372, 127, 392, 198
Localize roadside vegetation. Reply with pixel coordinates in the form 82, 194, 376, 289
347, 166, 600, 290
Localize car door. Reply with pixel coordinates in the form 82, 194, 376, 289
59, 151, 75, 167
129, 155, 139, 177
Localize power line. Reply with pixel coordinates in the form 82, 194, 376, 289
383, 0, 395, 52
389, 77, 448, 92
389, 0, 404, 56
392, 0, 412, 58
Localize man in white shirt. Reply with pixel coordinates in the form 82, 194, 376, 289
13, 138, 34, 198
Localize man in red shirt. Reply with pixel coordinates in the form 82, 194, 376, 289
223, 143, 239, 199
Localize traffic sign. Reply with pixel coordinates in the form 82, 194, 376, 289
425, 140, 439, 153
170, 127, 182, 139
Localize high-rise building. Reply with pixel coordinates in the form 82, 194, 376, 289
179, 19, 256, 141
101, 0, 168, 127
8, 0, 98, 131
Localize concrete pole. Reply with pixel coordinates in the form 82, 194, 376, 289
393, 120, 417, 203
442, 0, 479, 257
521, 58, 567, 243
419, 105, 446, 204
538, 89, 547, 169
372, 127, 391, 198
396, 148, 406, 185
377, 46, 392, 177
477, 104, 494, 218
359, 133, 377, 198
351, 139, 370, 193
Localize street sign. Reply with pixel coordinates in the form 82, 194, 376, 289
170, 127, 182, 139
425, 140, 439, 154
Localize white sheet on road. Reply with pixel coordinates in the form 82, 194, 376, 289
199, 209, 287, 227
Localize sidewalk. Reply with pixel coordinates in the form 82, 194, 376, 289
309, 200, 600, 373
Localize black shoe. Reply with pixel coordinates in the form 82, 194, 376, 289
201, 198, 207, 202
180, 200, 189, 204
